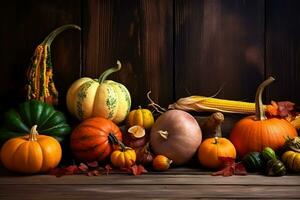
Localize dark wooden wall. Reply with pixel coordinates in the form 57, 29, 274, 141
1, 0, 300, 115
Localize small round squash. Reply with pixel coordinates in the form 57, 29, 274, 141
66, 61, 131, 124
198, 137, 236, 169
1, 125, 62, 174
126, 107, 154, 129
282, 151, 300, 172
152, 155, 172, 171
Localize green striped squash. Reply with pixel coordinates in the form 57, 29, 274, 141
242, 152, 263, 172
66, 61, 131, 124
261, 147, 276, 162
266, 159, 286, 176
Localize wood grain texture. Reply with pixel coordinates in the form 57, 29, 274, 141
0, 0, 81, 113
0, 184, 299, 199
82, 0, 173, 108
266, 0, 300, 104
1, 174, 300, 185
174, 0, 265, 102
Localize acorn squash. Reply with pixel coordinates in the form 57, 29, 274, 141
0, 100, 71, 143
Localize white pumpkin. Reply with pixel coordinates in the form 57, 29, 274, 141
66, 61, 131, 124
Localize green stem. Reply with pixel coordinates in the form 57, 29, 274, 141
98, 61, 122, 83
108, 133, 126, 151
42, 24, 81, 46
255, 76, 275, 120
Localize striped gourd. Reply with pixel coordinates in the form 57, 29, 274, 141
26, 24, 81, 105
261, 147, 277, 162
266, 159, 286, 176
242, 152, 263, 172
66, 61, 131, 124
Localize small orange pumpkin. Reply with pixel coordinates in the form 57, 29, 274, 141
152, 155, 172, 171
0, 125, 62, 174
110, 135, 136, 168
198, 137, 236, 169
230, 77, 297, 157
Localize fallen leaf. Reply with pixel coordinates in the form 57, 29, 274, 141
78, 163, 89, 172
87, 161, 99, 168
105, 164, 113, 175
212, 157, 247, 177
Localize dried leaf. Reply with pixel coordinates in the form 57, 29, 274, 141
64, 165, 79, 175
78, 163, 89, 172
87, 169, 101, 176
268, 101, 295, 117
277, 101, 295, 117
87, 161, 99, 168
212, 157, 247, 177
235, 163, 247, 175
105, 164, 113, 175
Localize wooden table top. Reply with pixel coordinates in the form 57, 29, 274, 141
1, 168, 300, 200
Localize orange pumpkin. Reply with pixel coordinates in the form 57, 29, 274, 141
152, 155, 172, 171
70, 117, 122, 162
230, 77, 297, 157
110, 143, 136, 168
198, 137, 236, 169
0, 125, 62, 174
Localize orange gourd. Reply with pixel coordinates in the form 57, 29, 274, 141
110, 135, 136, 168
230, 77, 297, 157
198, 137, 236, 169
70, 117, 122, 162
152, 155, 172, 171
0, 125, 62, 174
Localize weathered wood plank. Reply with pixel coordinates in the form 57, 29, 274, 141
174, 0, 265, 102
265, 0, 300, 103
1, 174, 299, 186
82, 0, 173, 108
0, 184, 299, 199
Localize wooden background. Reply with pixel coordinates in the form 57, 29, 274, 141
1, 0, 300, 115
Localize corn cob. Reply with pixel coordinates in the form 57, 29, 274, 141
168, 95, 270, 114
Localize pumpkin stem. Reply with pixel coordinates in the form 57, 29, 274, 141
158, 130, 169, 140
213, 137, 219, 144
108, 133, 126, 151
98, 60, 122, 83
255, 76, 275, 120
42, 24, 81, 46
147, 91, 166, 114
29, 125, 39, 141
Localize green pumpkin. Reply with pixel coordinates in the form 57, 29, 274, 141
261, 147, 276, 162
0, 100, 71, 143
266, 159, 286, 176
242, 152, 263, 172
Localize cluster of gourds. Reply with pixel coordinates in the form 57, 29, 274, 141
0, 24, 299, 176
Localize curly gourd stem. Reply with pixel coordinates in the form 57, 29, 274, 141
255, 76, 275, 120
98, 61, 122, 84
42, 24, 81, 46
108, 133, 126, 151
29, 125, 39, 141
147, 91, 166, 114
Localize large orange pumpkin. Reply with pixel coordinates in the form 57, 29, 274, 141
70, 117, 122, 162
230, 77, 297, 157
0, 125, 62, 174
